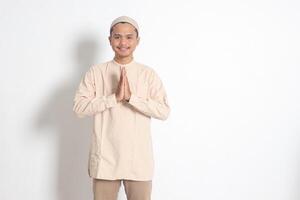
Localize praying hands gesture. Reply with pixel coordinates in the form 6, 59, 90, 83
116, 67, 131, 102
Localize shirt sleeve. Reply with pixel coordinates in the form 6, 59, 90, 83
128, 69, 170, 120
73, 66, 118, 118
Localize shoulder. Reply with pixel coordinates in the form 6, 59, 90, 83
134, 61, 163, 84
80, 62, 110, 83
134, 61, 159, 77
82, 61, 112, 78
90, 61, 110, 72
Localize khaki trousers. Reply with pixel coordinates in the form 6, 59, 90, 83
93, 178, 152, 200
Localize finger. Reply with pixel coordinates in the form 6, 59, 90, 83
122, 67, 126, 81
119, 68, 123, 85
119, 67, 123, 84
124, 74, 130, 91
124, 71, 128, 83
123, 71, 127, 82
124, 76, 127, 89
120, 68, 124, 79
122, 67, 126, 76
122, 69, 126, 87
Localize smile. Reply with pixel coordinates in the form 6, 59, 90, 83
118, 47, 130, 51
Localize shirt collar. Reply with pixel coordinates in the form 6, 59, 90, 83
112, 58, 135, 67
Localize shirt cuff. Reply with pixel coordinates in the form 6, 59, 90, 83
106, 93, 118, 108
128, 93, 143, 104
91, 93, 118, 109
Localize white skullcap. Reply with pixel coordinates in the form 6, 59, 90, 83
110, 16, 139, 33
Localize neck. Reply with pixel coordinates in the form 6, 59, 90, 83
113, 55, 134, 65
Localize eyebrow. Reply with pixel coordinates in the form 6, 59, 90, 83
112, 33, 135, 36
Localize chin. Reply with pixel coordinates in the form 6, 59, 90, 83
116, 52, 131, 58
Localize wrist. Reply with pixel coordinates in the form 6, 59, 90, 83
125, 95, 131, 102
115, 94, 122, 102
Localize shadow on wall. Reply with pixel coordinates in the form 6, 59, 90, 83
35, 35, 101, 200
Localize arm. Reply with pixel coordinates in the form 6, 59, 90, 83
73, 66, 118, 118
128, 69, 170, 120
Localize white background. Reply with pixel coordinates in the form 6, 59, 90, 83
1, 0, 300, 199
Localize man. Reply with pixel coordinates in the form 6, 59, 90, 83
73, 16, 170, 200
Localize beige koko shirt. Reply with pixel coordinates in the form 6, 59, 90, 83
73, 59, 170, 181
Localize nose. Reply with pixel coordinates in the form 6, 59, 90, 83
120, 38, 127, 45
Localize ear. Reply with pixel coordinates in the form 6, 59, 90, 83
108, 36, 112, 46
136, 37, 140, 45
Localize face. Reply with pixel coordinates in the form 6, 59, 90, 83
109, 23, 140, 59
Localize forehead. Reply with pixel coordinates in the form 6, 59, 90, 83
111, 22, 137, 34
